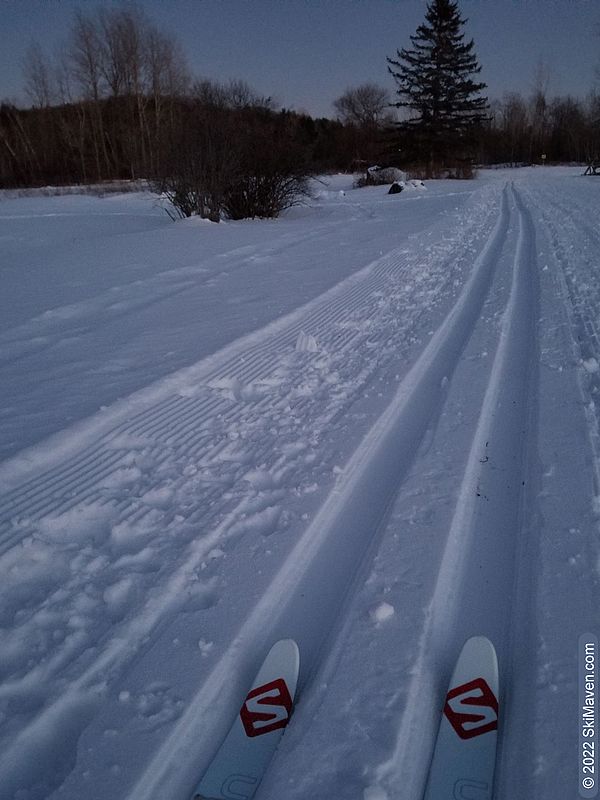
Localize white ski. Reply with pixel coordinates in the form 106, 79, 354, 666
424, 636, 499, 800
191, 639, 300, 800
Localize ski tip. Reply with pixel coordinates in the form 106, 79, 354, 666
268, 638, 300, 668
458, 636, 498, 668
462, 635, 496, 652
455, 635, 499, 694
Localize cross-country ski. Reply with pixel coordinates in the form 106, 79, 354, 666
423, 637, 499, 800
191, 640, 299, 800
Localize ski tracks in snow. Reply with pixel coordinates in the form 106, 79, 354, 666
3, 178, 584, 800
0, 184, 500, 798
278, 176, 599, 800
128, 184, 512, 800
370, 182, 539, 799
508, 178, 600, 799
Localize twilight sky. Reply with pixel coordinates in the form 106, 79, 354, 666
0, 0, 598, 117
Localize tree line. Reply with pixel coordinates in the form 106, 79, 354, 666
486, 91, 600, 167
0, 6, 374, 218
1, 1, 598, 216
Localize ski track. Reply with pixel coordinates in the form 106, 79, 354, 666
126, 183, 510, 799
371, 182, 539, 798
5, 176, 593, 800
260, 173, 599, 800
507, 178, 600, 799
0, 184, 502, 798
522, 183, 600, 489
358, 176, 600, 800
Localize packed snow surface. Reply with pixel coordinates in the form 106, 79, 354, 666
0, 168, 598, 799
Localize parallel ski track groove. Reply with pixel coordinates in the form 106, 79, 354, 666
128, 185, 511, 800
375, 182, 537, 799
523, 183, 600, 490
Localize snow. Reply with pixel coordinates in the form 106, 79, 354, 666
0, 167, 598, 799
370, 602, 395, 625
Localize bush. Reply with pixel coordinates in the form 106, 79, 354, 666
224, 174, 310, 220
153, 105, 312, 221
223, 111, 311, 219
152, 104, 235, 221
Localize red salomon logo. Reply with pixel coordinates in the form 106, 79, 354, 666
444, 677, 498, 740
239, 678, 293, 738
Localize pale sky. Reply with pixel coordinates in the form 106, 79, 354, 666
1, 0, 598, 117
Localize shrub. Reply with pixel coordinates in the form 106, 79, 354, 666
154, 105, 312, 221
223, 111, 311, 219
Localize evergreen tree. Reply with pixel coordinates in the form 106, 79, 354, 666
387, 0, 488, 175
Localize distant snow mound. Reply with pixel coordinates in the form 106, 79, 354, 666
367, 166, 407, 184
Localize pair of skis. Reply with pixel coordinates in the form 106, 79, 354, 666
191, 636, 499, 800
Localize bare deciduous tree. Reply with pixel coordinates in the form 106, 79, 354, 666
22, 43, 53, 108
333, 83, 394, 165
69, 10, 104, 102
225, 79, 273, 110
193, 78, 273, 111
146, 29, 189, 99
333, 83, 393, 127
502, 93, 529, 165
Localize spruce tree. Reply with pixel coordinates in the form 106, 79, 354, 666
387, 0, 488, 176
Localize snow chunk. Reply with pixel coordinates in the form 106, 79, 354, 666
207, 376, 243, 401
582, 357, 599, 373
37, 502, 112, 546
295, 331, 318, 353
198, 638, 214, 657
370, 602, 395, 624
103, 577, 135, 617
230, 505, 283, 538
183, 578, 219, 612
110, 509, 163, 553
101, 466, 142, 489
243, 468, 275, 489
141, 486, 174, 509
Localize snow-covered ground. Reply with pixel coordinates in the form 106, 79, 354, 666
0, 167, 598, 799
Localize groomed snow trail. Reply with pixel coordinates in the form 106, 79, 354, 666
0, 182, 502, 799
260, 172, 600, 800
0, 183, 469, 461
1, 172, 598, 800
500, 176, 600, 800
128, 185, 510, 800
371, 182, 538, 798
